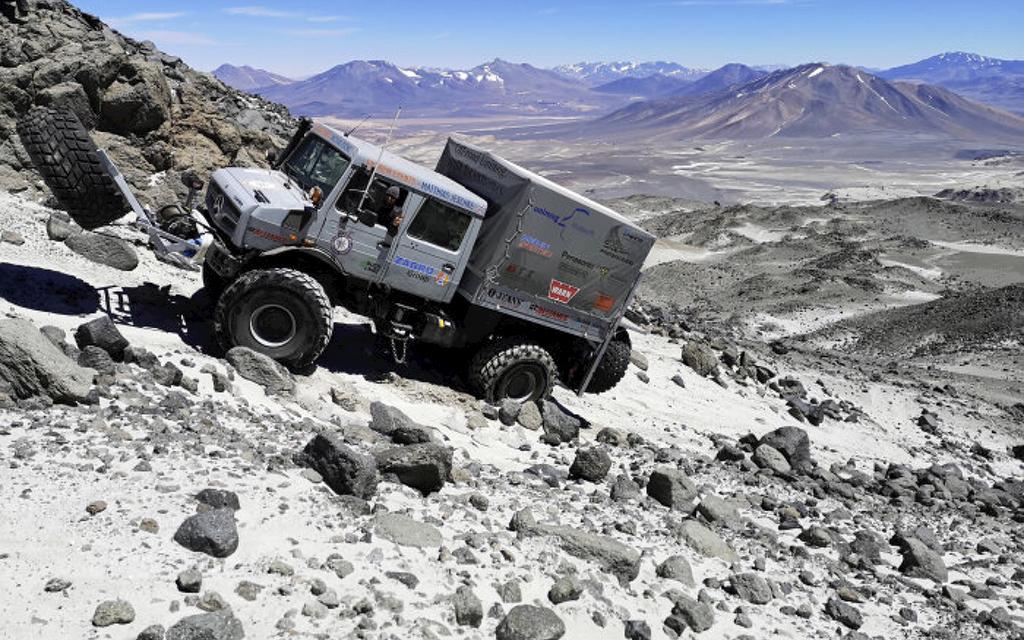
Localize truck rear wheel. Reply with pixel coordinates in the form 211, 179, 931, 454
582, 333, 632, 394
469, 337, 557, 403
17, 107, 128, 230
214, 268, 333, 370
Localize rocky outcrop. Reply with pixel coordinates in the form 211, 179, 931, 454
0, 318, 93, 403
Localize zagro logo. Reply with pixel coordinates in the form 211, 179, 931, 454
548, 279, 580, 304
394, 256, 437, 276
518, 234, 553, 258
532, 206, 594, 239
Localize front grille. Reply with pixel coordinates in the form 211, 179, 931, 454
206, 183, 240, 235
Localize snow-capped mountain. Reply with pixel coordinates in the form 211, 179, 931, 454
212, 64, 294, 92
253, 59, 619, 117
552, 61, 707, 86
880, 52, 1024, 114
593, 64, 1024, 140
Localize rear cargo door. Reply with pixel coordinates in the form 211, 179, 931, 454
384, 196, 477, 303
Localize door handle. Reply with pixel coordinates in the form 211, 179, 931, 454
442, 263, 455, 272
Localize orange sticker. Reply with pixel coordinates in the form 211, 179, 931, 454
594, 294, 615, 312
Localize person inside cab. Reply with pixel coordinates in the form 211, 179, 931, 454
377, 185, 405, 236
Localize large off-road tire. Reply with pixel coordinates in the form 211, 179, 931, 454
469, 336, 557, 404
582, 333, 632, 394
17, 107, 128, 230
214, 268, 333, 370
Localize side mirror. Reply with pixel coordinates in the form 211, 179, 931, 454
180, 170, 203, 191
266, 149, 278, 164
357, 210, 377, 227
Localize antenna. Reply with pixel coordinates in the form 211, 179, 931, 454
345, 113, 371, 137
356, 106, 402, 213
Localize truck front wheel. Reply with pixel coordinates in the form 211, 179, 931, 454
214, 268, 333, 370
469, 337, 557, 403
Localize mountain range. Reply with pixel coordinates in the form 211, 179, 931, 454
212, 52, 1024, 140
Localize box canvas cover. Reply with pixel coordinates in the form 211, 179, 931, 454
436, 138, 655, 341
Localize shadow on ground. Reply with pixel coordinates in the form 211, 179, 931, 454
0, 263, 101, 315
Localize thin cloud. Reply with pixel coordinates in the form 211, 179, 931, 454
107, 12, 187, 27
655, 0, 798, 5
224, 6, 292, 18
314, 15, 352, 23
134, 30, 220, 46
285, 27, 359, 37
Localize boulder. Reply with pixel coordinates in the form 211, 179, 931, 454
517, 401, 543, 430
295, 433, 378, 500
0, 319, 92, 403
496, 605, 565, 640
666, 594, 714, 633
896, 537, 948, 583
225, 347, 294, 394
374, 442, 452, 495
74, 316, 129, 360
173, 508, 239, 558
655, 555, 694, 586
510, 517, 640, 585
539, 400, 581, 443
729, 573, 773, 604
65, 232, 139, 271
166, 610, 245, 640
195, 488, 240, 511
646, 467, 697, 510
680, 342, 718, 377
453, 585, 483, 628
373, 513, 442, 548
92, 599, 135, 627
752, 444, 791, 474
568, 447, 612, 482
759, 426, 813, 473
99, 59, 172, 135
675, 519, 738, 562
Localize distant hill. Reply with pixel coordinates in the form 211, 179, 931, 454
670, 63, 766, 98
552, 61, 707, 86
254, 58, 620, 117
594, 74, 692, 99
213, 64, 294, 92
880, 52, 1024, 114
592, 64, 1024, 140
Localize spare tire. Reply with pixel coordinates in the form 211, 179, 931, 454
17, 107, 128, 230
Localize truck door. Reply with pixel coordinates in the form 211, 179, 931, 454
330, 170, 403, 283
383, 196, 477, 303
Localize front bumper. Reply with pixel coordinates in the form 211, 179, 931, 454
205, 239, 243, 279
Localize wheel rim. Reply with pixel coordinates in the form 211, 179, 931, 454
500, 363, 546, 402
249, 303, 297, 348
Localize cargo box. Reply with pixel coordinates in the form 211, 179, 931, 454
437, 138, 655, 342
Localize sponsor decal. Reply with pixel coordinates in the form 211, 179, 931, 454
361, 259, 382, 274
435, 271, 450, 287
594, 294, 616, 312
559, 250, 594, 278
529, 303, 569, 323
517, 234, 553, 258
393, 255, 438, 276
331, 233, 352, 255
600, 224, 644, 266
532, 206, 595, 239
247, 226, 295, 244
548, 278, 580, 304
486, 287, 525, 307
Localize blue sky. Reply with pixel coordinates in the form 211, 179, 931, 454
76, 1, 1024, 77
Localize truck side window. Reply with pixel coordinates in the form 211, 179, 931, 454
407, 199, 472, 252
336, 171, 406, 217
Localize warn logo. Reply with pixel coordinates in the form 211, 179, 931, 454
547, 279, 580, 304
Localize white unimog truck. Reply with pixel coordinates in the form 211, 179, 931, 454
18, 110, 655, 402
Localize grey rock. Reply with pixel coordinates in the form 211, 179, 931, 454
92, 599, 135, 627
495, 604, 565, 640
510, 517, 640, 585
374, 442, 452, 495
896, 537, 948, 583
166, 609, 245, 640
173, 508, 238, 558
676, 520, 738, 562
595, 427, 627, 446
46, 212, 76, 241
326, 554, 354, 579
759, 426, 813, 473
234, 581, 262, 601
0, 319, 92, 403
176, 569, 202, 593
799, 526, 832, 548
647, 467, 697, 510
195, 488, 240, 511
295, 433, 378, 499
825, 596, 863, 629
610, 474, 641, 502
656, 555, 694, 586
74, 316, 129, 360
44, 577, 72, 593
496, 579, 522, 603
373, 513, 442, 548
65, 232, 139, 271
224, 347, 294, 394
267, 560, 294, 576
498, 399, 521, 425
696, 494, 741, 526
2, 229, 25, 245
624, 620, 651, 640
730, 573, 773, 604
369, 401, 424, 437
385, 571, 419, 589
78, 345, 115, 374
196, 591, 228, 612
517, 402, 543, 430
752, 444, 791, 474
680, 342, 718, 377
453, 585, 483, 628
568, 446, 611, 482
137, 624, 166, 640
547, 576, 583, 604
539, 400, 581, 443
668, 593, 714, 633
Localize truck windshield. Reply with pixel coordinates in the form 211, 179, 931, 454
282, 135, 350, 195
